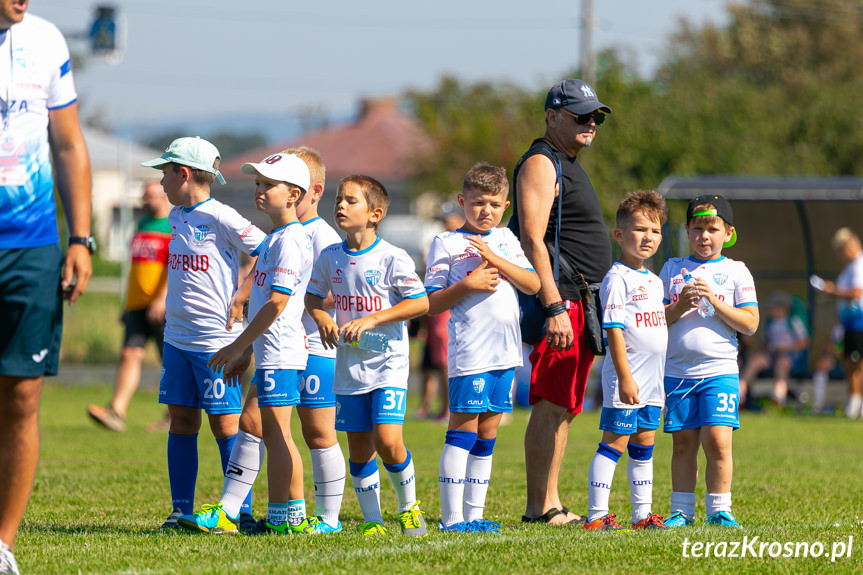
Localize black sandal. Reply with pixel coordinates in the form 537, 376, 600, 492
521, 507, 564, 523
560, 506, 586, 524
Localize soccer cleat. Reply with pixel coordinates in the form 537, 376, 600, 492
160, 508, 183, 530
438, 521, 481, 533
87, 404, 126, 432
663, 511, 694, 528
177, 502, 238, 534
398, 501, 429, 538
469, 519, 501, 533
308, 515, 343, 534
705, 511, 741, 528
356, 521, 388, 536
632, 513, 668, 530
584, 513, 629, 531
239, 512, 258, 533
0, 539, 20, 575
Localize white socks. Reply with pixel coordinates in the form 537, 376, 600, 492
310, 444, 346, 526
220, 430, 264, 518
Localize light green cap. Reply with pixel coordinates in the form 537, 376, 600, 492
141, 136, 226, 184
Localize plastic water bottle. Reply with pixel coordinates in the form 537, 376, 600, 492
342, 331, 388, 352
681, 267, 715, 318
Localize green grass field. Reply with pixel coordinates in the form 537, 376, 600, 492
15, 383, 863, 574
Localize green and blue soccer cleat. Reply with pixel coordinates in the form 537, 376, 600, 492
177, 502, 238, 534
356, 521, 388, 536
308, 515, 343, 534
663, 511, 694, 528
706, 511, 741, 528
398, 501, 428, 538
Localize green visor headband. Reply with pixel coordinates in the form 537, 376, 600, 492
691, 208, 737, 248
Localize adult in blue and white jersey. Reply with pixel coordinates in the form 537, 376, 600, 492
0, 3, 92, 570
599, 262, 667, 411
821, 228, 863, 418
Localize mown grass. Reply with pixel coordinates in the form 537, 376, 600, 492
15, 383, 863, 574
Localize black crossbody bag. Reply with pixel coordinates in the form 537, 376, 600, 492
509, 146, 605, 355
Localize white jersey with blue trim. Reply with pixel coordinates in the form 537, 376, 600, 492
249, 222, 313, 369
837, 252, 863, 331
0, 14, 77, 248
660, 255, 758, 379
308, 237, 426, 394
424, 227, 533, 376
301, 217, 342, 358
600, 262, 667, 408
164, 198, 266, 353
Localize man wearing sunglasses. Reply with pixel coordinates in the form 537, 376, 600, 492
510, 79, 612, 525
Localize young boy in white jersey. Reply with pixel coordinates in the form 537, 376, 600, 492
178, 147, 346, 534
171, 151, 312, 535
140, 137, 268, 528
584, 190, 668, 531
424, 163, 540, 533
660, 195, 759, 528
305, 175, 430, 537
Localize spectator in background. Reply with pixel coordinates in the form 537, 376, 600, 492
88, 181, 171, 431
0, 3, 93, 572
810, 324, 843, 414
739, 291, 809, 408
820, 228, 863, 418
416, 202, 463, 421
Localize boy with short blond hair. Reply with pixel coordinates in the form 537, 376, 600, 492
425, 162, 540, 532
305, 175, 430, 537
660, 194, 759, 528
585, 190, 668, 531
141, 137, 267, 528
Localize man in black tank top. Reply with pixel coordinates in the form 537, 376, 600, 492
512, 79, 612, 525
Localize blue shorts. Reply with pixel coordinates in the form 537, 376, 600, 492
663, 374, 740, 432
300, 354, 336, 408
335, 387, 407, 432
159, 343, 243, 414
599, 405, 662, 434
0, 245, 64, 378
255, 368, 302, 407
449, 369, 514, 414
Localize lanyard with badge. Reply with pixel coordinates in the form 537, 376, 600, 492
0, 26, 28, 188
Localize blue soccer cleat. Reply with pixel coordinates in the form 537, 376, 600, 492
706, 511, 741, 528
664, 511, 694, 528
438, 521, 481, 533
177, 502, 239, 534
469, 519, 502, 533
308, 515, 343, 534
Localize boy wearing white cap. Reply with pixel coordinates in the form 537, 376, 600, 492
141, 137, 267, 529
180, 152, 319, 535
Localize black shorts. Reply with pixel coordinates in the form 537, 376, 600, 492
843, 329, 863, 363
0, 244, 64, 377
123, 307, 165, 356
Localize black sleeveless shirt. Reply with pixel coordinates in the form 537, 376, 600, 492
509, 137, 612, 300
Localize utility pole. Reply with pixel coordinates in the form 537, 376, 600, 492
580, 0, 595, 83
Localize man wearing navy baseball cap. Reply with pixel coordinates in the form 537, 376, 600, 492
508, 79, 612, 526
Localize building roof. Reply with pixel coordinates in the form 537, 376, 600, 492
82, 127, 162, 179
220, 98, 433, 183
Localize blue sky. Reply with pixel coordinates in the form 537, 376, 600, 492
36, 0, 728, 134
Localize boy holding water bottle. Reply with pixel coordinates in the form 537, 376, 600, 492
305, 175, 431, 537
659, 195, 759, 528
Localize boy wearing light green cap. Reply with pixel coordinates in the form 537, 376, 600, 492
141, 137, 268, 529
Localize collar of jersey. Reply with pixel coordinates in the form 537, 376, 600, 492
341, 236, 381, 256
271, 221, 300, 234
183, 197, 214, 213
456, 227, 491, 236
688, 255, 725, 265
302, 216, 321, 227
617, 260, 648, 273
